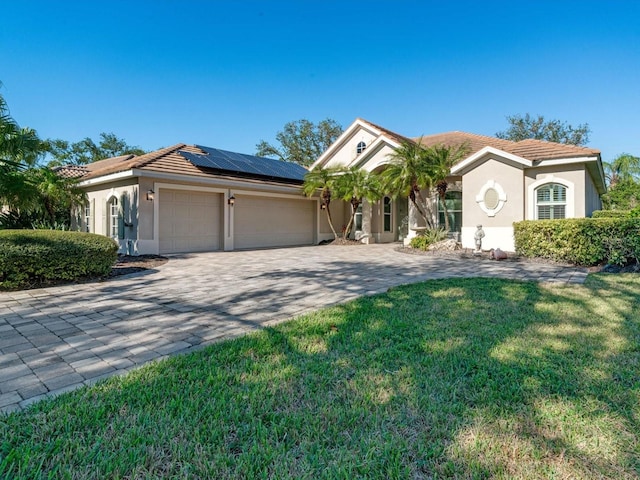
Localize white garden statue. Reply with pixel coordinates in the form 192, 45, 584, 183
474, 224, 485, 254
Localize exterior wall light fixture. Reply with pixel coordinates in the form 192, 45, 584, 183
146, 189, 155, 201
228, 195, 235, 206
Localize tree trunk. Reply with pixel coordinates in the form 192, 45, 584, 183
413, 188, 435, 229
437, 180, 449, 232
325, 203, 339, 239
344, 198, 360, 238
321, 187, 339, 239
439, 192, 450, 231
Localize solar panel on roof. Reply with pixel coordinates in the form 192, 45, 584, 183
179, 146, 307, 182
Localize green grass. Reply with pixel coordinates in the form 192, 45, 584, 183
1, 275, 639, 479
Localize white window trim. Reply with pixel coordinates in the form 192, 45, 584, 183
106, 194, 119, 239
84, 203, 91, 232
527, 175, 575, 220
475, 180, 507, 217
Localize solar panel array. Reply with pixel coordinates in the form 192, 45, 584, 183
179, 146, 308, 182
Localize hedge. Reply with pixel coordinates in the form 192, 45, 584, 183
513, 218, 640, 266
0, 230, 118, 290
592, 210, 632, 218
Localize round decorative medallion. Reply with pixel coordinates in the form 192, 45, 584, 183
475, 180, 507, 217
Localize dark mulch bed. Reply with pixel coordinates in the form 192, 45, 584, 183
109, 255, 169, 277
320, 238, 363, 246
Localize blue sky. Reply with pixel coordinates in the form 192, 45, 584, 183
2, 0, 639, 163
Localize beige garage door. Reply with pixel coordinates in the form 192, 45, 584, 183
159, 189, 222, 254
234, 196, 314, 249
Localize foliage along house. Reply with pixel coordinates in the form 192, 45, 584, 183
61, 118, 606, 255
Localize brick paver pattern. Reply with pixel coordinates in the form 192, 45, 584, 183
0, 244, 588, 413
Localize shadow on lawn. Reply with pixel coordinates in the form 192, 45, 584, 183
252, 276, 640, 478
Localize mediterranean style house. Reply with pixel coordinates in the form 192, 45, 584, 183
312, 118, 605, 251
61, 118, 605, 255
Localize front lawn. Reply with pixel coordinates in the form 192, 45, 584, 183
1, 275, 639, 479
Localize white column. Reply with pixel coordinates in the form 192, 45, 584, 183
360, 199, 374, 244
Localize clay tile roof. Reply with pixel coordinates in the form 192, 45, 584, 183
508, 138, 600, 161
357, 118, 415, 145
416, 131, 514, 155
81, 144, 199, 180
415, 131, 600, 162
51, 165, 89, 179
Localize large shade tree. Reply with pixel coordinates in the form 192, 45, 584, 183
256, 119, 343, 167
46, 132, 146, 166
496, 113, 590, 146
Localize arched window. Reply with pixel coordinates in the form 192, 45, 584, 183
536, 183, 566, 219
438, 191, 462, 232
383, 196, 392, 232
84, 203, 91, 232
108, 197, 119, 238
356, 141, 366, 155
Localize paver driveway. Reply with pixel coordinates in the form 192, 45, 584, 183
0, 244, 588, 413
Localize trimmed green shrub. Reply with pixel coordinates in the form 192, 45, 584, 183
0, 230, 118, 290
592, 210, 632, 218
513, 218, 640, 266
409, 235, 431, 250
409, 228, 448, 251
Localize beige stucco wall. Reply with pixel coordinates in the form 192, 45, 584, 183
322, 128, 378, 168
460, 157, 524, 251
319, 199, 347, 241
585, 169, 602, 216
82, 174, 319, 254
82, 178, 139, 253
524, 164, 586, 218
463, 158, 524, 227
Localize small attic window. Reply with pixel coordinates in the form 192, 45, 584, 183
356, 141, 367, 155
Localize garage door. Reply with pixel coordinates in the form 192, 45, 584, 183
159, 189, 222, 254
234, 196, 314, 249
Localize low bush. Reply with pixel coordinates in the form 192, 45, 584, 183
0, 230, 118, 290
592, 210, 631, 218
513, 218, 640, 266
409, 235, 431, 250
409, 228, 448, 251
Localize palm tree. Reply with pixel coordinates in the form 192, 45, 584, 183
604, 153, 640, 188
334, 166, 383, 238
27, 167, 87, 227
380, 139, 436, 228
303, 166, 344, 239
1, 88, 85, 229
0, 89, 43, 214
427, 143, 469, 231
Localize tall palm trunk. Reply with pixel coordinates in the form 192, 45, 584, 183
344, 197, 360, 238
411, 183, 435, 229
436, 180, 449, 231
322, 187, 339, 239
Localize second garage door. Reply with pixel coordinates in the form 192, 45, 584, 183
159, 189, 222, 254
234, 195, 314, 249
